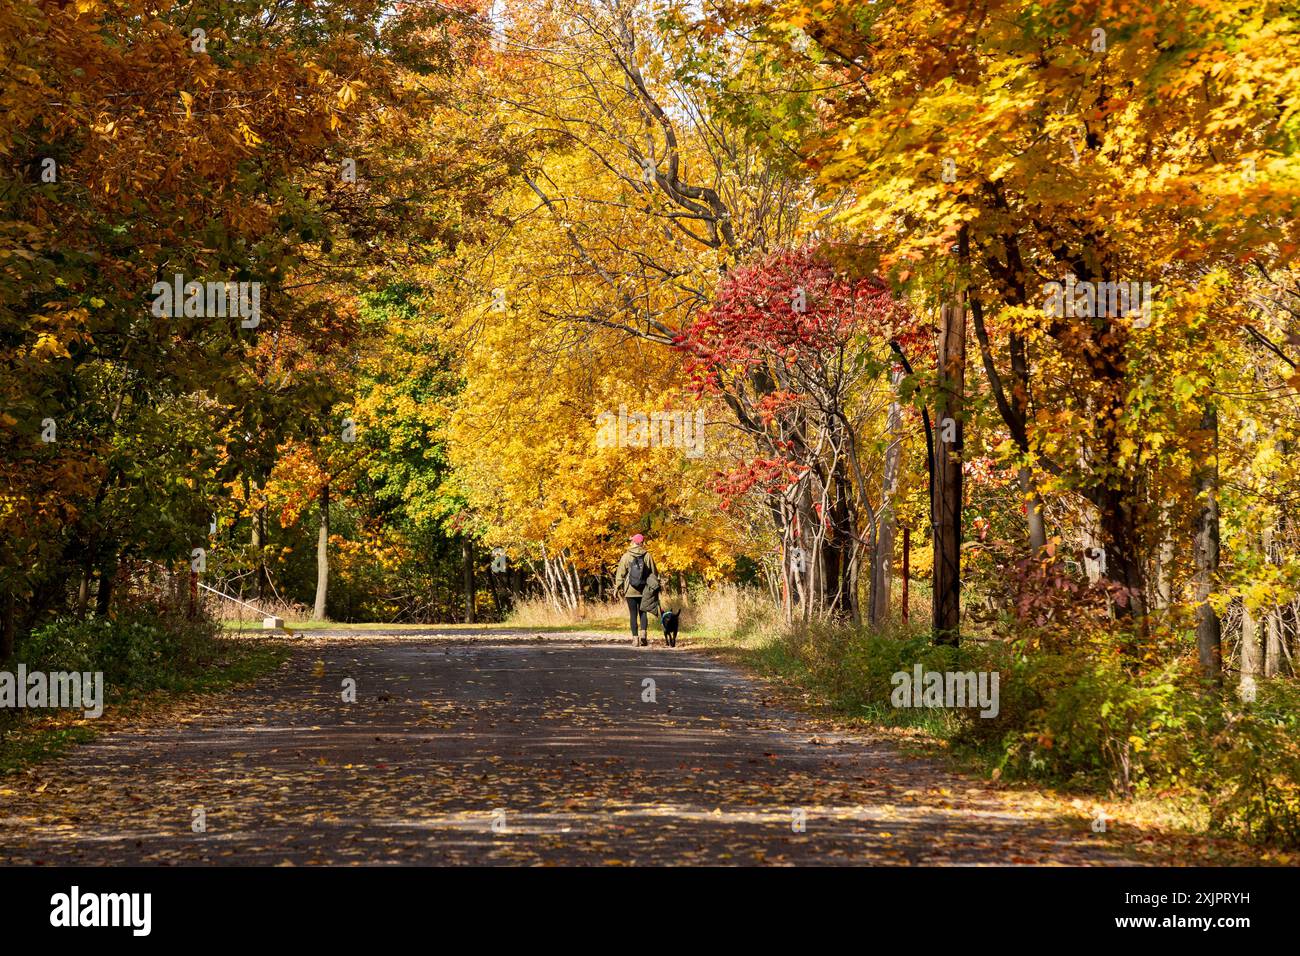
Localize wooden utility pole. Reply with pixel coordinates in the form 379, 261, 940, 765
933, 295, 966, 645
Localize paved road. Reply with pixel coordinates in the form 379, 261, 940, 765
0, 633, 1129, 865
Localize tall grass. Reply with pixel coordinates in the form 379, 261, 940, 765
505, 581, 784, 634
207, 593, 309, 626
507, 595, 630, 628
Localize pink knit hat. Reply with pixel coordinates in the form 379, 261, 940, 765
631, 534, 644, 544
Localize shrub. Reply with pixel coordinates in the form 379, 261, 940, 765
1168, 682, 1300, 847
758, 620, 1015, 733
992, 651, 1185, 794
16, 602, 223, 695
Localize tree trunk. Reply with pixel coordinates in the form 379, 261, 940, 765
1265, 609, 1283, 678
826, 462, 859, 620
1193, 404, 1222, 685
463, 537, 476, 624
76, 562, 92, 619
0, 590, 14, 660
257, 502, 269, 602
95, 553, 118, 616
780, 540, 794, 624
1263, 525, 1283, 677
969, 285, 1041, 555
1153, 518, 1176, 609
1011, 323, 1046, 554
1085, 309, 1149, 624
1081, 507, 1104, 585
1275, 441, 1298, 676
1020, 467, 1047, 553
1240, 600, 1261, 702
489, 573, 506, 617
1098, 487, 1147, 617
790, 502, 812, 622
870, 370, 904, 628
933, 297, 966, 645
247, 474, 270, 604
1288, 601, 1300, 678
312, 481, 330, 621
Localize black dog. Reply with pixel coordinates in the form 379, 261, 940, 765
660, 610, 679, 647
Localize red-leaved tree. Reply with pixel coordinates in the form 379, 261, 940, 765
677, 245, 915, 621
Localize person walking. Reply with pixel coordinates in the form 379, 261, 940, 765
614, 533, 658, 647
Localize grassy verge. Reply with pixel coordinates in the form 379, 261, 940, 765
684, 621, 958, 743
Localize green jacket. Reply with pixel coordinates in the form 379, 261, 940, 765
614, 544, 658, 598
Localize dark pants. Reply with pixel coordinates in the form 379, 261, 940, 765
626, 596, 647, 638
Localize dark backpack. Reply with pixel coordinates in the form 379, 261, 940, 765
628, 554, 649, 590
